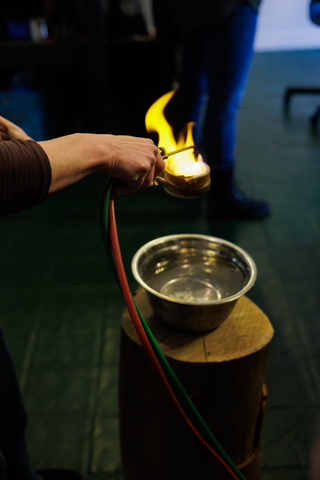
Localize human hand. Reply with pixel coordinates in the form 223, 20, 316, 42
0, 116, 32, 141
103, 135, 165, 194
38, 133, 165, 195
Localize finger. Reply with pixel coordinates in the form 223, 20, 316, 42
130, 172, 141, 182
128, 153, 156, 189
154, 153, 166, 179
116, 162, 153, 192
0, 125, 9, 141
118, 176, 146, 191
0, 116, 31, 140
140, 162, 156, 189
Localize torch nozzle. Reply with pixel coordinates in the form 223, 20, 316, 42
158, 145, 199, 161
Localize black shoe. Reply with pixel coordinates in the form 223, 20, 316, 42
207, 169, 270, 220
36, 469, 82, 480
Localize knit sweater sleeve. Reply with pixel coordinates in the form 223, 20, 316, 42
0, 139, 52, 216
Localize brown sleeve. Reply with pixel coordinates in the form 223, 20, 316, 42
0, 139, 52, 216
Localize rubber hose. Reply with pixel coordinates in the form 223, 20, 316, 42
101, 178, 247, 480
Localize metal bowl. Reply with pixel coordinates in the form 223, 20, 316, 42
131, 234, 257, 332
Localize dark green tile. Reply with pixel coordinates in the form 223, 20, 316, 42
48, 256, 109, 288
0, 288, 42, 336
206, 220, 268, 250
30, 327, 101, 368
101, 326, 122, 366
4, 230, 105, 261
91, 417, 122, 473
37, 287, 105, 330
294, 313, 320, 358
265, 357, 319, 407
270, 247, 320, 280
96, 367, 119, 416
309, 357, 320, 398
284, 278, 320, 316
2, 334, 31, 374
0, 259, 50, 289
24, 367, 98, 415
264, 218, 320, 247
260, 467, 309, 480
261, 407, 318, 468
26, 416, 91, 474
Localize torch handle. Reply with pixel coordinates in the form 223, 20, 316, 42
158, 145, 199, 161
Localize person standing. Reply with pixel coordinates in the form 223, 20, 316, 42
164, 0, 270, 220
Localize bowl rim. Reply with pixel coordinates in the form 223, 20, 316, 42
131, 234, 257, 306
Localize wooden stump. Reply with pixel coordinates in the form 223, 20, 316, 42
119, 287, 273, 480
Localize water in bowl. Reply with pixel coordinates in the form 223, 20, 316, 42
148, 261, 245, 303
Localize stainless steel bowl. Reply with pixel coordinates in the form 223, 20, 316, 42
132, 234, 257, 332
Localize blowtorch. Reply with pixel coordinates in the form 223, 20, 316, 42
156, 145, 211, 199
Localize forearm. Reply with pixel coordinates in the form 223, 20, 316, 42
38, 133, 106, 194
0, 116, 164, 215
39, 133, 165, 195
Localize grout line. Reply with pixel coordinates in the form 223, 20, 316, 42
19, 263, 53, 393
85, 292, 112, 480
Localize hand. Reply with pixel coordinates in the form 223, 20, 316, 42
38, 133, 165, 194
104, 135, 165, 194
0, 116, 32, 141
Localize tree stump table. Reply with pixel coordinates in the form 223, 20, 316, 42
119, 287, 274, 480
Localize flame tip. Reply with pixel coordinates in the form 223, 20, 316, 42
145, 90, 205, 177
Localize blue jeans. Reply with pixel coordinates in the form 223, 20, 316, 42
167, 3, 257, 171
310, 0, 320, 25
0, 326, 39, 480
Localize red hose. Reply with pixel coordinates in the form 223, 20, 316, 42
108, 193, 241, 480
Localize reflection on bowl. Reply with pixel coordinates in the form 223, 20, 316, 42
132, 234, 257, 332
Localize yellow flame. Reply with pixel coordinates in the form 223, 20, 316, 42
145, 90, 206, 177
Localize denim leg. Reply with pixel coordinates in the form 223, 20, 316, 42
0, 325, 33, 480
201, 4, 257, 170
168, 4, 257, 170
165, 27, 205, 140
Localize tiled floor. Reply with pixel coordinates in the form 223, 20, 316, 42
0, 49, 320, 480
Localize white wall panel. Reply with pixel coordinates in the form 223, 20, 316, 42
254, 0, 320, 51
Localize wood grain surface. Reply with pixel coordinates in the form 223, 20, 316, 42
122, 287, 274, 363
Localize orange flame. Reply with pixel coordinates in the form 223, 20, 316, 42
145, 90, 206, 177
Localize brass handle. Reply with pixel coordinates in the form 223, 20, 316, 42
158, 145, 199, 161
